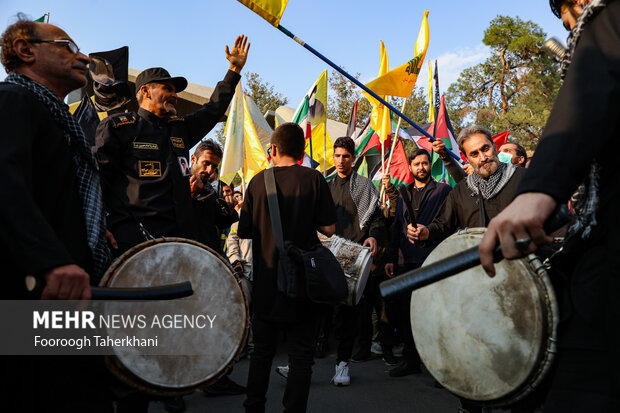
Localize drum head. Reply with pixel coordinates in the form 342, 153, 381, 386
410, 229, 552, 404
101, 238, 248, 395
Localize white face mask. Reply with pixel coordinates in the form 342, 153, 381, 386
498, 151, 514, 164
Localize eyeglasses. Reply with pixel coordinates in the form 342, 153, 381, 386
267, 145, 273, 158
29, 39, 80, 55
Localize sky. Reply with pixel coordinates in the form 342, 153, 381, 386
1, 1, 569, 115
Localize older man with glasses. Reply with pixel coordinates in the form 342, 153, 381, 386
0, 14, 112, 412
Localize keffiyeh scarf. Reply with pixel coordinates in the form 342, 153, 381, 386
466, 161, 517, 200
6, 73, 110, 282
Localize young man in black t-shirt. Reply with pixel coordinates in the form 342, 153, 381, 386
238, 122, 336, 413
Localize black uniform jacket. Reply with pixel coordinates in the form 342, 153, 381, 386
95, 70, 240, 247
0, 83, 92, 298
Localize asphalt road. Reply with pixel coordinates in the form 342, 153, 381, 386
149, 346, 460, 413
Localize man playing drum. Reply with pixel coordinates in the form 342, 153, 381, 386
407, 125, 527, 246
94, 35, 250, 413
383, 148, 452, 378
480, 0, 620, 410
322, 136, 386, 386
0, 15, 112, 412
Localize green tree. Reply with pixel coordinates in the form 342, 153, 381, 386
446, 15, 560, 149
244, 72, 289, 114
327, 68, 372, 128
393, 86, 430, 129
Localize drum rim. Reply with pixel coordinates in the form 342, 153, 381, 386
100, 237, 250, 396
411, 228, 558, 407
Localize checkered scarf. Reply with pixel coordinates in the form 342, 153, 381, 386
466, 161, 517, 200
5, 73, 110, 283
349, 172, 379, 231
560, 0, 609, 240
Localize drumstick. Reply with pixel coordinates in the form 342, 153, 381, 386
26, 277, 194, 301
398, 185, 417, 229
379, 205, 572, 299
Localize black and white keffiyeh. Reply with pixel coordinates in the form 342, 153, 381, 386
349, 172, 379, 231
466, 161, 518, 200
6, 73, 110, 282
560, 0, 608, 240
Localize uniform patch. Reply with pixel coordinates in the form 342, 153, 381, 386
133, 142, 159, 150
138, 160, 162, 177
168, 115, 185, 123
170, 137, 185, 149
112, 114, 137, 127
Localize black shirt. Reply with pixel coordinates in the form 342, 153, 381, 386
238, 165, 336, 320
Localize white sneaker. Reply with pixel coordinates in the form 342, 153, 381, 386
275, 365, 289, 379
370, 341, 383, 355
331, 361, 351, 386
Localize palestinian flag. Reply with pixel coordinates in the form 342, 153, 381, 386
369, 138, 414, 189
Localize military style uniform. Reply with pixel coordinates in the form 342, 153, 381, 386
95, 70, 240, 252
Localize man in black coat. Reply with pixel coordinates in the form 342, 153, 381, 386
408, 125, 526, 245
481, 0, 620, 410
95, 36, 249, 254
0, 16, 112, 412
383, 148, 452, 377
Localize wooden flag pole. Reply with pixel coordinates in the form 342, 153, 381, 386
276, 25, 465, 165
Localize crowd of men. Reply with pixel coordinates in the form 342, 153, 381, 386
1, 0, 619, 412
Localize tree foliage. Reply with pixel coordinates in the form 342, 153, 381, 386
244, 72, 289, 114
446, 15, 560, 149
327, 68, 372, 128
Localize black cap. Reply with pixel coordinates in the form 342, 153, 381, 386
135, 67, 188, 93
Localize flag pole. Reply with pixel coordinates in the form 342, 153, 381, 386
380, 98, 407, 205
276, 25, 464, 165
324, 72, 328, 176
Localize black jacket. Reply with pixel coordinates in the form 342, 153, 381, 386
386, 179, 452, 265
0, 83, 92, 298
95, 70, 240, 248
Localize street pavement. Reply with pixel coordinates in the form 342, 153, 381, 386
150, 346, 460, 413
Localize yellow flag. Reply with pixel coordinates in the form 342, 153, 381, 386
308, 123, 334, 173
236, 0, 288, 26
220, 82, 246, 181
364, 11, 429, 98
362, 41, 391, 143
427, 60, 435, 122
243, 96, 270, 182
309, 70, 327, 127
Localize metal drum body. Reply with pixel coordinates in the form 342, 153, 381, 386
410, 228, 558, 406
320, 234, 372, 305
100, 238, 249, 396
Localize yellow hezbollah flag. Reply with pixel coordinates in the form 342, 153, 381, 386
427, 60, 435, 122
242, 96, 269, 182
362, 41, 391, 143
236, 0, 289, 26
364, 11, 429, 98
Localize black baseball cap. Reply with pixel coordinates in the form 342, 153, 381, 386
135, 67, 188, 93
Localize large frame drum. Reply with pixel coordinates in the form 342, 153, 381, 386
319, 234, 372, 306
100, 238, 249, 396
410, 228, 558, 407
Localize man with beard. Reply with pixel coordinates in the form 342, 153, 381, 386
407, 125, 527, 245
189, 139, 238, 255
383, 148, 452, 377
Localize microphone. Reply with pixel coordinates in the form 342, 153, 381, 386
544, 37, 567, 60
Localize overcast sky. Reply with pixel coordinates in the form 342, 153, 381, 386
1, 1, 569, 113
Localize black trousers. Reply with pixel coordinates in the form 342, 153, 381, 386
385, 263, 421, 365
356, 275, 394, 352
244, 305, 322, 413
